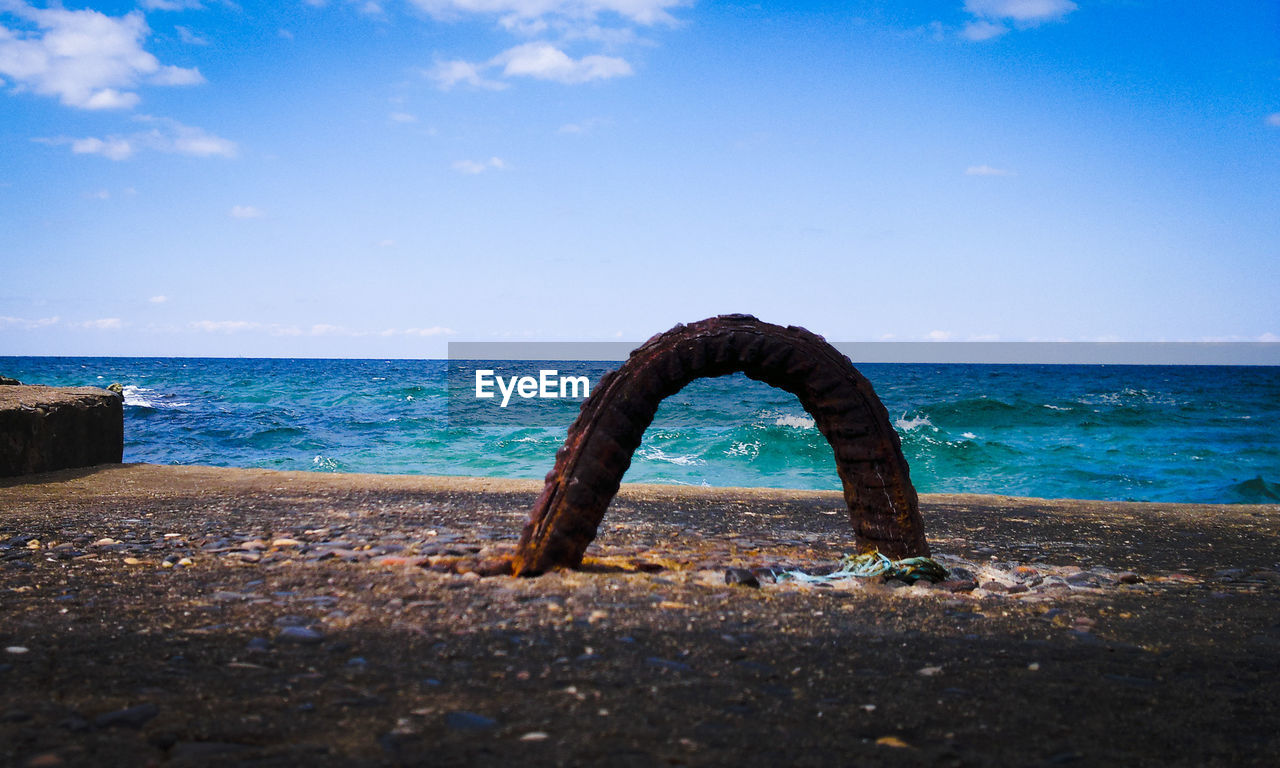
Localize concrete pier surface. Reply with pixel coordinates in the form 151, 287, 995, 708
0, 386, 122, 477
2, 464, 1278, 766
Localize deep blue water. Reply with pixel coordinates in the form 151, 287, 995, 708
4, 356, 1279, 504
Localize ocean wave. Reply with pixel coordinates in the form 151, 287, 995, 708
894, 413, 935, 432
312, 455, 341, 472
1225, 476, 1280, 503
773, 413, 815, 430
636, 446, 704, 466
121, 385, 189, 410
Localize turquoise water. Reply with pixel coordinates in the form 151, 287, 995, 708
4, 357, 1279, 504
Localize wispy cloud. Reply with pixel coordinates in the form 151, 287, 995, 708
495, 42, 631, 83
174, 25, 209, 46
0, 1, 205, 109
418, 0, 681, 92
34, 115, 237, 161
558, 117, 607, 134
965, 164, 1014, 176
428, 59, 509, 91
407, 0, 684, 27
430, 42, 631, 90
75, 317, 125, 330
957, 0, 1077, 42
190, 319, 457, 337
0, 315, 59, 330
229, 204, 265, 218
1266, 113, 1280, 128
388, 111, 417, 123
149, 295, 169, 303
140, 0, 205, 10
452, 157, 507, 174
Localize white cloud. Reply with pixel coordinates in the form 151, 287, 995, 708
85, 188, 111, 200
964, 0, 1076, 24
428, 58, 508, 90
452, 156, 507, 174
190, 319, 261, 333
0, 2, 204, 109
149, 295, 168, 303
189, 319, 457, 338
140, 0, 205, 10
76, 317, 125, 330
389, 111, 417, 123
407, 0, 684, 26
1266, 113, 1280, 128
35, 116, 236, 160
926, 330, 954, 341
495, 41, 630, 83
432, 42, 630, 90
377, 238, 397, 247
960, 20, 1007, 41
0, 315, 59, 329
229, 204, 264, 218
956, 0, 1075, 42
401, 325, 456, 336
174, 25, 209, 45
965, 164, 1014, 176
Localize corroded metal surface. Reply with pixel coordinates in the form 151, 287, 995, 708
512, 315, 928, 576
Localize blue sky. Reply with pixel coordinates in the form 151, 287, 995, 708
2, 0, 1278, 358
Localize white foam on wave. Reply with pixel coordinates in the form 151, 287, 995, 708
1043, 404, 1071, 411
121, 385, 187, 409
894, 414, 934, 432
774, 414, 815, 430
726, 440, 761, 459
122, 385, 155, 408
638, 446, 703, 466
961, 432, 977, 440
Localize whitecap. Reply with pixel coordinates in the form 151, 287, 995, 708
122, 385, 155, 408
774, 414, 815, 430
638, 446, 703, 466
894, 414, 934, 432
961, 432, 977, 440
726, 440, 761, 459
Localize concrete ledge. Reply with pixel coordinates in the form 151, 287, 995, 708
0, 385, 123, 477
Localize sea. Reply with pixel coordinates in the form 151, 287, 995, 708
4, 357, 1279, 504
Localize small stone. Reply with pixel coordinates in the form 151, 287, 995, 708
176, 557, 194, 567
1118, 572, 1144, 584
276, 626, 324, 645
91, 538, 118, 547
940, 580, 977, 593
93, 702, 158, 729
245, 637, 271, 652
724, 568, 760, 588
24, 753, 63, 767
123, 557, 144, 566
917, 666, 943, 676
980, 581, 1008, 593
444, 711, 497, 731
271, 538, 302, 548
875, 736, 912, 749
519, 731, 549, 742
5, 646, 29, 654
26, 540, 40, 550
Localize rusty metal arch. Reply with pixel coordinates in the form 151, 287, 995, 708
511, 314, 928, 576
